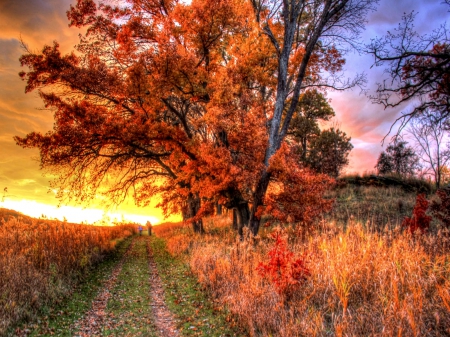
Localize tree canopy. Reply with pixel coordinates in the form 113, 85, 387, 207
375, 141, 420, 176
288, 89, 335, 162
16, 0, 377, 235
307, 127, 353, 178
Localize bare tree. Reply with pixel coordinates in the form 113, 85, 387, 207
247, 0, 378, 235
408, 112, 450, 188
367, 3, 450, 134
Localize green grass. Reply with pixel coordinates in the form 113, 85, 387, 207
13, 237, 133, 337
104, 236, 158, 336
326, 185, 417, 229
149, 236, 246, 337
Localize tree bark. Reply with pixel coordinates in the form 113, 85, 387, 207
236, 202, 250, 237
232, 208, 238, 230
248, 169, 271, 235
185, 192, 204, 234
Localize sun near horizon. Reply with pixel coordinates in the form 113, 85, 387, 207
1, 197, 181, 226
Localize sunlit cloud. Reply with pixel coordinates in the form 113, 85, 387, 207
16, 179, 36, 186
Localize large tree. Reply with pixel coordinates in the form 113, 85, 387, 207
16, 0, 256, 233
247, 0, 377, 234
16, 0, 375, 235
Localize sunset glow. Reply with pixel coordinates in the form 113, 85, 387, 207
1, 0, 449, 335
0, 0, 447, 223
2, 199, 163, 225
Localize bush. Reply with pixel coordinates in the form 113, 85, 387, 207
402, 194, 432, 234
257, 230, 310, 301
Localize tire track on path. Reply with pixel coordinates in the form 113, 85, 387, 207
147, 239, 180, 337
71, 238, 135, 337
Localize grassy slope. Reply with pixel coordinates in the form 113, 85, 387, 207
326, 185, 417, 228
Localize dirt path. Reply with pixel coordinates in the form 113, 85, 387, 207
147, 240, 180, 337
70, 236, 179, 337
72, 238, 136, 336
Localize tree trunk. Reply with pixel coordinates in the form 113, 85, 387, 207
216, 202, 222, 216
236, 202, 250, 237
185, 193, 204, 234
222, 187, 249, 235
232, 208, 238, 231
248, 169, 271, 236
193, 218, 204, 234
301, 137, 307, 162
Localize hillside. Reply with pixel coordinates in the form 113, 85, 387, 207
0, 208, 34, 223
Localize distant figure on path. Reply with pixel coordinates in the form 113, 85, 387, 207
146, 221, 152, 236
138, 225, 143, 235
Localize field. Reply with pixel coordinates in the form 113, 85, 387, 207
2, 182, 450, 336
155, 184, 450, 336
0, 212, 135, 335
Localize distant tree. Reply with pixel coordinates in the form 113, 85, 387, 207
367, 4, 450, 132
306, 128, 353, 178
375, 141, 420, 176
288, 90, 335, 162
375, 152, 394, 175
408, 112, 450, 188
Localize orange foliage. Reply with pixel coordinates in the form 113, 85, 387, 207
16, 0, 344, 234
257, 230, 310, 300
262, 144, 335, 226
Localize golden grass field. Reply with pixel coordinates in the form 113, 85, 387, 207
0, 213, 135, 335
155, 186, 450, 336
2, 184, 449, 336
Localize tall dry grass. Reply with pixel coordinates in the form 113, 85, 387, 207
0, 216, 135, 335
158, 214, 450, 336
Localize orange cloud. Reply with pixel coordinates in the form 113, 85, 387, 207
0, 0, 173, 223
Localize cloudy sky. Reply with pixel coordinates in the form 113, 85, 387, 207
0, 0, 448, 222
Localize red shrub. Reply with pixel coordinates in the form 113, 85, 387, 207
402, 194, 432, 234
257, 231, 310, 300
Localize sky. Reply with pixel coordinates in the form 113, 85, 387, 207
0, 0, 448, 223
